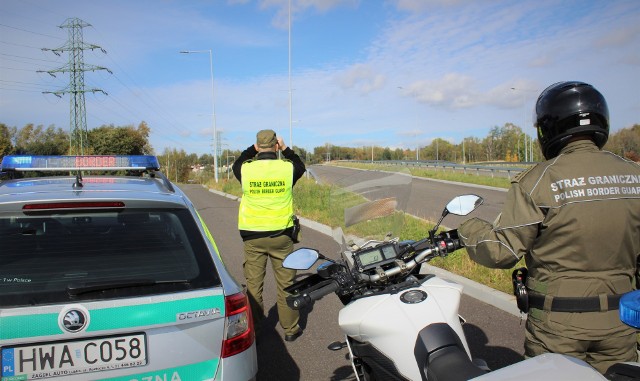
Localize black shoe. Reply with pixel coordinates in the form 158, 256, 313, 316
284, 330, 303, 342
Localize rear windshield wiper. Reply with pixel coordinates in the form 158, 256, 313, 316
67, 279, 192, 296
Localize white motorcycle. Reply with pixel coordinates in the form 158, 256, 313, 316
284, 170, 638, 381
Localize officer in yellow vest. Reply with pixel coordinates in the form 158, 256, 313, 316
232, 129, 306, 342
458, 81, 640, 374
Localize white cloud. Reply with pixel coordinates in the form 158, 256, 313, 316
336, 64, 386, 94
403, 73, 476, 109
261, 0, 359, 29
392, 0, 476, 13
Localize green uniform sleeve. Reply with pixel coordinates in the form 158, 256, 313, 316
458, 183, 545, 269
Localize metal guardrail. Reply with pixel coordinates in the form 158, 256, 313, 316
339, 160, 532, 180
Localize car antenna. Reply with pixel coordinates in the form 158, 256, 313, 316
73, 171, 84, 189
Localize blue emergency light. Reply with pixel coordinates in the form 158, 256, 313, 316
1, 155, 160, 172
620, 290, 640, 329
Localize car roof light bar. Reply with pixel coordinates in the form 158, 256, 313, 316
1, 155, 161, 172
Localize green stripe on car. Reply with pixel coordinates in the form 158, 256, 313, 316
0, 295, 225, 340
102, 358, 219, 381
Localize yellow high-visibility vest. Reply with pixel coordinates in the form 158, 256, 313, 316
238, 159, 294, 231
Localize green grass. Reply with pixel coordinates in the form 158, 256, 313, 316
206, 167, 517, 294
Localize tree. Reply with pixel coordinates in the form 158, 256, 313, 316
483, 127, 499, 161
14, 124, 69, 155
606, 124, 640, 162
419, 139, 454, 162
290, 146, 306, 161
135, 121, 154, 155
0, 123, 14, 158
382, 147, 392, 160
461, 136, 482, 163
157, 147, 192, 183
88, 123, 153, 155
199, 153, 215, 165
314, 143, 335, 161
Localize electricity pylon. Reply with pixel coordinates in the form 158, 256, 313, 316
40, 17, 111, 154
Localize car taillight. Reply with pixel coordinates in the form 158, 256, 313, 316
222, 292, 255, 358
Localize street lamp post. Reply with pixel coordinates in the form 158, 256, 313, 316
511, 86, 539, 162
180, 49, 218, 183
226, 154, 235, 181
288, 0, 294, 149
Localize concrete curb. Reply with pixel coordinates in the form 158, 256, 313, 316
207, 187, 240, 201
203, 184, 520, 318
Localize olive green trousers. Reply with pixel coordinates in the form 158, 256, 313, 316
525, 319, 638, 374
243, 235, 300, 336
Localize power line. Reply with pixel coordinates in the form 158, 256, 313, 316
0, 87, 44, 93
0, 39, 46, 49
0, 52, 64, 64
0, 22, 64, 40
0, 79, 50, 89
82, 77, 188, 148
96, 47, 194, 136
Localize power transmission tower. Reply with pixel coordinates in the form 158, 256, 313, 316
39, 17, 111, 154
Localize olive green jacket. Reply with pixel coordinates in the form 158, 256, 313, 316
459, 140, 640, 339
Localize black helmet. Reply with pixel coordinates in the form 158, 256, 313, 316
534, 81, 609, 159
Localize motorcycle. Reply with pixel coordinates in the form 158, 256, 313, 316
283, 169, 635, 381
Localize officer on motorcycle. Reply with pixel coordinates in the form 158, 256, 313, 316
458, 81, 640, 374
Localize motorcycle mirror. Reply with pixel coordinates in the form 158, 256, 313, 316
429, 195, 484, 238
445, 194, 484, 216
283, 248, 320, 270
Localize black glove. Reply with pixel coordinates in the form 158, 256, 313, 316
435, 229, 462, 254
438, 229, 458, 241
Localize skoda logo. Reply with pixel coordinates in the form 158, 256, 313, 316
61, 309, 88, 332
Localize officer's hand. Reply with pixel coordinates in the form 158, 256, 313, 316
436, 229, 458, 241
277, 137, 287, 151
436, 229, 463, 251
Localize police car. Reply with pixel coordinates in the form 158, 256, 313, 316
0, 155, 257, 381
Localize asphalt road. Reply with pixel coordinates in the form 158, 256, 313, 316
181, 167, 525, 381
307, 165, 507, 228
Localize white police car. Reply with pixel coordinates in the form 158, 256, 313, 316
0, 155, 257, 381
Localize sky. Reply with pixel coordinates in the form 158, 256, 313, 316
1, 0, 639, 156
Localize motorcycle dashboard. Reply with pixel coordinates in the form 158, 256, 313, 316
353, 243, 398, 271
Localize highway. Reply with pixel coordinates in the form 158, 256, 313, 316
181, 165, 525, 381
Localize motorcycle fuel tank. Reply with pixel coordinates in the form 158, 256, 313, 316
339, 276, 469, 381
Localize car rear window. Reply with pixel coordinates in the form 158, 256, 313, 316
1, 208, 221, 308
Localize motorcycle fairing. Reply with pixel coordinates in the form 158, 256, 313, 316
348, 336, 411, 381
339, 276, 469, 380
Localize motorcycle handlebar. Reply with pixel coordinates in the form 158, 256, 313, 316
287, 280, 340, 310
286, 235, 464, 302
358, 233, 463, 283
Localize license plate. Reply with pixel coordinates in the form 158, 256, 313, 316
1, 333, 147, 380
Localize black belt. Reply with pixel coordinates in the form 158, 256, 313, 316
528, 293, 622, 313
